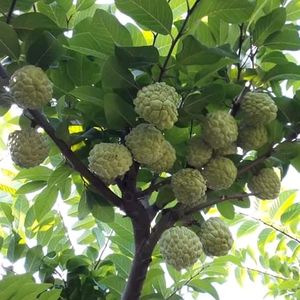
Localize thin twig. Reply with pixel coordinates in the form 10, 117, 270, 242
241, 265, 288, 281
240, 213, 300, 244
236, 24, 244, 81
94, 230, 114, 270
6, 0, 18, 24
230, 84, 250, 116
137, 177, 171, 197
158, 0, 201, 81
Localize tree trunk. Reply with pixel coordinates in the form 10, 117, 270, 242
121, 245, 153, 300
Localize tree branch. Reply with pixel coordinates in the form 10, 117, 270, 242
230, 84, 250, 117
236, 23, 244, 82
240, 213, 300, 244
6, 0, 18, 24
137, 177, 171, 197
28, 109, 124, 210
158, 0, 201, 81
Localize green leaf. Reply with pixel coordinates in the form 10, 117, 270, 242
115, 46, 159, 68
188, 278, 220, 300
177, 36, 237, 65
26, 31, 63, 69
33, 186, 59, 222
0, 203, 14, 223
86, 190, 115, 223
263, 62, 300, 82
15, 166, 53, 181
74, 9, 132, 56
102, 56, 136, 89
183, 84, 225, 115
286, 0, 300, 21
16, 181, 47, 194
106, 254, 132, 279
0, 22, 20, 60
38, 289, 62, 300
115, 0, 173, 35
280, 203, 300, 224
264, 27, 300, 50
25, 245, 43, 273
102, 275, 126, 297
7, 233, 27, 262
12, 12, 62, 39
78, 191, 90, 220
237, 220, 259, 237
104, 93, 137, 130
69, 86, 104, 107
253, 7, 286, 46
66, 53, 100, 85
217, 201, 235, 219
193, 0, 256, 24
76, 0, 95, 11
48, 164, 72, 188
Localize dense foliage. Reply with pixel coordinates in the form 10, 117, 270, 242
0, 0, 300, 299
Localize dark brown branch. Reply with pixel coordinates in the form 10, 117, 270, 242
28, 109, 124, 210
236, 23, 244, 81
240, 213, 300, 244
230, 84, 250, 117
6, 0, 18, 24
137, 177, 171, 197
158, 0, 201, 81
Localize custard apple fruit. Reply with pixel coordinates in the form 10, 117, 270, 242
133, 82, 181, 130
240, 92, 277, 125
148, 141, 176, 173
248, 168, 280, 199
186, 137, 212, 168
214, 143, 237, 156
202, 157, 237, 190
202, 111, 238, 149
125, 123, 165, 165
171, 168, 207, 208
199, 217, 233, 257
8, 128, 49, 168
88, 143, 132, 183
9, 65, 53, 109
238, 125, 268, 151
159, 226, 203, 270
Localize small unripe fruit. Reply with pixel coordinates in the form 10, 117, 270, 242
171, 168, 207, 208
199, 218, 233, 257
240, 92, 277, 125
133, 82, 181, 130
8, 128, 49, 168
88, 143, 132, 183
148, 141, 176, 173
9, 65, 53, 109
238, 125, 268, 151
125, 123, 165, 165
202, 111, 238, 149
248, 168, 280, 199
159, 226, 204, 270
186, 137, 212, 168
202, 157, 237, 190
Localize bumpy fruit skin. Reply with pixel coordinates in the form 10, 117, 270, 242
9, 65, 53, 109
125, 123, 165, 165
199, 218, 233, 257
202, 157, 237, 190
238, 125, 268, 151
248, 168, 280, 199
8, 129, 49, 168
186, 137, 212, 168
133, 82, 181, 130
241, 92, 277, 125
159, 226, 204, 270
202, 111, 238, 149
88, 143, 132, 183
148, 141, 176, 173
214, 143, 237, 156
171, 168, 207, 207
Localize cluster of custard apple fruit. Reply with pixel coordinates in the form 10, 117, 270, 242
5, 66, 282, 270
